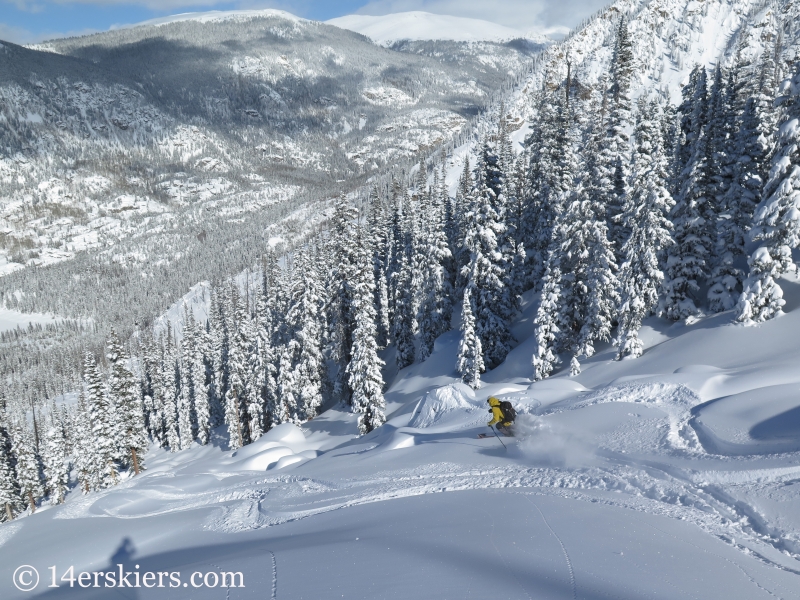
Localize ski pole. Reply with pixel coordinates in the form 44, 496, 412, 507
490, 425, 507, 450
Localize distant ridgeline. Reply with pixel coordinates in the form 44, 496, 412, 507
1, 0, 800, 518
0, 10, 543, 413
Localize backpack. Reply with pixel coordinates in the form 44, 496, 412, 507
499, 401, 516, 424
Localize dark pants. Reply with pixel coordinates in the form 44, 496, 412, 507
496, 423, 514, 437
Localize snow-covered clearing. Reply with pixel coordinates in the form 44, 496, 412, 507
6, 274, 800, 598
0, 309, 59, 333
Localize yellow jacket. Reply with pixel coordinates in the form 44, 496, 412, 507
487, 397, 511, 426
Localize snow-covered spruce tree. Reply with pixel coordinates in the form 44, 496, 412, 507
178, 315, 197, 450
346, 227, 386, 435
615, 99, 675, 359
107, 329, 147, 473
736, 64, 800, 324
188, 317, 212, 445
244, 306, 264, 443
452, 159, 475, 291
662, 68, 713, 320
416, 173, 454, 362
160, 331, 181, 452
367, 191, 391, 348
255, 282, 278, 431
84, 351, 119, 485
386, 183, 405, 323
225, 285, 252, 447
73, 392, 99, 493
532, 83, 578, 280
139, 335, 164, 447
327, 194, 359, 404
602, 17, 634, 254
556, 110, 619, 364
456, 287, 483, 389
11, 422, 43, 513
415, 156, 429, 199
532, 252, 562, 381
0, 440, 20, 521
42, 423, 69, 505
208, 287, 230, 426
281, 246, 326, 422
393, 251, 417, 370
462, 158, 514, 370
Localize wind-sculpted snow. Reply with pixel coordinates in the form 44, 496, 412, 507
571, 382, 705, 453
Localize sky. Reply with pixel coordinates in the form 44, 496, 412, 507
0, 0, 608, 44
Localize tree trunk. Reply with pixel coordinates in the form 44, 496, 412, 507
130, 447, 140, 475
5, 502, 12, 521
28, 491, 35, 514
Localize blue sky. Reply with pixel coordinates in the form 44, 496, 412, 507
0, 0, 605, 44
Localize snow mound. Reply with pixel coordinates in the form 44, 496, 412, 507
693, 383, 800, 455
327, 12, 538, 46
408, 383, 480, 428
379, 431, 416, 451
225, 423, 309, 470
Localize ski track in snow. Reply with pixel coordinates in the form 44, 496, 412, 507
269, 550, 277, 600
526, 496, 577, 600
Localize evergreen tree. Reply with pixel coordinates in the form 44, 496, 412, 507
160, 332, 181, 452
84, 352, 119, 485
281, 246, 326, 422
12, 422, 43, 513
662, 68, 713, 320
417, 176, 454, 361
462, 164, 514, 370
456, 288, 483, 389
73, 393, 100, 494
736, 64, 800, 324
603, 17, 634, 252
347, 228, 386, 435
393, 252, 417, 370
188, 317, 212, 445
556, 113, 618, 360
616, 99, 675, 359
0, 441, 20, 521
255, 284, 278, 431
108, 329, 147, 472
225, 286, 251, 448
328, 194, 359, 404
42, 423, 69, 505
532, 253, 562, 381
178, 323, 196, 450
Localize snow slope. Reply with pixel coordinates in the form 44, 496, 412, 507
327, 11, 546, 45
125, 9, 306, 30
6, 276, 800, 598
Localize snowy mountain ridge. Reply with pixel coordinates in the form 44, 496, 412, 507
326, 11, 551, 46
129, 9, 307, 29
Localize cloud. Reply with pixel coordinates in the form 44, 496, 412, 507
0, 22, 102, 43
5, 0, 301, 13
0, 23, 38, 43
354, 0, 608, 35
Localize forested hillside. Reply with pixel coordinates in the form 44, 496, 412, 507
0, 11, 544, 411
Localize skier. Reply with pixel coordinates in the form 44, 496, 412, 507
487, 396, 516, 436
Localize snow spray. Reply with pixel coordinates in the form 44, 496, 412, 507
514, 414, 598, 468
